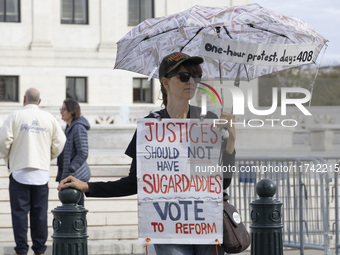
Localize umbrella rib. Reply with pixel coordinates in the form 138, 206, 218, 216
180, 27, 204, 52
223, 26, 233, 39
247, 23, 289, 39
143, 27, 180, 41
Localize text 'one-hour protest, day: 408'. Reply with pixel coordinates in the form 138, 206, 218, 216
203, 41, 315, 65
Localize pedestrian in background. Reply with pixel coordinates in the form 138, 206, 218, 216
57, 98, 91, 206
0, 88, 66, 255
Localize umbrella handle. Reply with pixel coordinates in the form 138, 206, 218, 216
219, 61, 223, 85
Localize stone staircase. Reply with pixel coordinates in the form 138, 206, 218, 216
0, 149, 145, 255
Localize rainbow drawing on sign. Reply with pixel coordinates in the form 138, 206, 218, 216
197, 83, 222, 106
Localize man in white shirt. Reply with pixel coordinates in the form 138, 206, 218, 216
0, 88, 66, 255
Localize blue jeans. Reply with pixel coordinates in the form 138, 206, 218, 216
154, 244, 224, 255
9, 175, 48, 255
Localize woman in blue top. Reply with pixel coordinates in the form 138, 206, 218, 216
57, 98, 91, 206
58, 52, 236, 254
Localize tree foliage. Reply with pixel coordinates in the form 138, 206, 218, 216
258, 65, 340, 106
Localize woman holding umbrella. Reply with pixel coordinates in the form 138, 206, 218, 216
58, 52, 236, 255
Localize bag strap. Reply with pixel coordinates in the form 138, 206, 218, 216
215, 239, 222, 255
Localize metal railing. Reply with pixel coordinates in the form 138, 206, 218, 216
322, 157, 340, 255
226, 156, 337, 255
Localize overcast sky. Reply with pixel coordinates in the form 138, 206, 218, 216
253, 0, 340, 66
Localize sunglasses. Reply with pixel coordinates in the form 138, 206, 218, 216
166, 72, 202, 83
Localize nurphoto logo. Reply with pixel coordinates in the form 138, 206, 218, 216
198, 85, 312, 128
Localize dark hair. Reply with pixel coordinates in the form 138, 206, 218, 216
160, 61, 202, 107
63, 98, 81, 122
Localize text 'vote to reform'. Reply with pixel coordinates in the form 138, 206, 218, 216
136, 119, 224, 244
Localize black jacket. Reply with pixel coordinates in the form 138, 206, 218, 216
86, 105, 235, 197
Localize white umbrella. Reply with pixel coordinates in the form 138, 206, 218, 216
114, 3, 327, 83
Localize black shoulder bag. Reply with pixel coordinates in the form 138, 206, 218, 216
223, 197, 251, 253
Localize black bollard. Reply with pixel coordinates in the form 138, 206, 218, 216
250, 179, 283, 255
52, 188, 88, 255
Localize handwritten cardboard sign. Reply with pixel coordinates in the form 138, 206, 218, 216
199, 34, 318, 66
137, 119, 223, 244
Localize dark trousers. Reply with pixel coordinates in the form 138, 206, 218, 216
78, 192, 85, 207
9, 175, 48, 255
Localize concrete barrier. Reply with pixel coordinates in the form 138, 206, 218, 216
88, 124, 136, 149
308, 124, 340, 151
